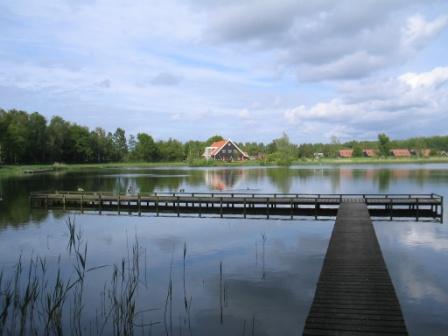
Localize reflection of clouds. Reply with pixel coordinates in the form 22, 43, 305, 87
403, 227, 448, 251
375, 221, 448, 333
399, 264, 448, 303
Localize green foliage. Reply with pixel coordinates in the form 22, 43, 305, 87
133, 133, 159, 161
158, 138, 185, 161
205, 135, 224, 145
267, 133, 296, 165
378, 133, 391, 157
352, 144, 363, 157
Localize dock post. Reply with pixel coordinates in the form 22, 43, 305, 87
416, 198, 419, 221
156, 196, 159, 216
220, 197, 223, 218
389, 198, 393, 220
266, 197, 270, 219
63, 195, 66, 211
177, 196, 180, 217
80, 195, 83, 213
198, 200, 201, 217
243, 198, 246, 218
138, 194, 141, 216
117, 194, 120, 214
441, 195, 444, 223
290, 199, 293, 219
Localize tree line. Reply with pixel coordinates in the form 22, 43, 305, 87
1, 108, 447, 165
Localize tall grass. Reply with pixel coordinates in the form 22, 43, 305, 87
0, 218, 155, 335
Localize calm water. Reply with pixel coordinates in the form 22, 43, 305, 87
0, 164, 447, 335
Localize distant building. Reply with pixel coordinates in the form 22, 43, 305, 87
339, 149, 353, 158
411, 149, 431, 157
390, 149, 411, 157
314, 152, 324, 160
203, 139, 249, 161
363, 149, 377, 157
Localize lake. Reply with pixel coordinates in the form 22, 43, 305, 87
0, 164, 447, 335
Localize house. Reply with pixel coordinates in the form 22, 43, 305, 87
390, 149, 411, 157
314, 152, 324, 160
338, 149, 353, 158
203, 139, 249, 161
411, 148, 431, 157
363, 149, 377, 157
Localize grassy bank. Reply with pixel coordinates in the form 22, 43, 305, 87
1, 157, 448, 177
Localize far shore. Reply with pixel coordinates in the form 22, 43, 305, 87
1, 157, 448, 177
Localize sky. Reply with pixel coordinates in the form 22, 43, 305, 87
0, 0, 448, 143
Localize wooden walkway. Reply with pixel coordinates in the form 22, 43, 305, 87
29, 191, 444, 221
303, 202, 408, 335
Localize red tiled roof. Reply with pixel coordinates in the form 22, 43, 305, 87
390, 149, 411, 157
363, 149, 377, 157
209, 140, 227, 155
339, 149, 353, 158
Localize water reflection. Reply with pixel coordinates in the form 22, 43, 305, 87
1, 164, 448, 226
1, 164, 448, 334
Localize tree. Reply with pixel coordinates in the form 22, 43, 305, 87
47, 116, 70, 163
352, 144, 363, 157
112, 128, 128, 161
133, 133, 159, 161
268, 132, 296, 165
28, 112, 47, 163
206, 135, 224, 145
378, 133, 391, 157
158, 138, 184, 161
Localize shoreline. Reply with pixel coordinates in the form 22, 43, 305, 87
1, 157, 448, 177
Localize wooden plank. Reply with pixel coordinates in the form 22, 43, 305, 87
303, 202, 408, 335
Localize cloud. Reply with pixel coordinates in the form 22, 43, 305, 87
204, 0, 448, 80
284, 67, 448, 140
150, 72, 182, 86
0, 1, 447, 142
399, 67, 448, 89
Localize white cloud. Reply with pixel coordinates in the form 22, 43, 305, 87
402, 14, 448, 50
399, 67, 448, 89
203, 0, 448, 80
284, 67, 448, 140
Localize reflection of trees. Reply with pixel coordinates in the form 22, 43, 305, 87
376, 170, 391, 192
266, 168, 294, 193
0, 176, 49, 228
326, 168, 341, 193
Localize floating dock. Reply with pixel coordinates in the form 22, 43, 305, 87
303, 202, 408, 335
29, 191, 443, 221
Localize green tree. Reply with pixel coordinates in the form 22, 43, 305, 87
47, 116, 70, 163
112, 128, 128, 161
158, 138, 184, 161
28, 112, 47, 162
133, 133, 159, 161
378, 133, 391, 157
206, 135, 224, 145
352, 144, 363, 157
268, 132, 296, 165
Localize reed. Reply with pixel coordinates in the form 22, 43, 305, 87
0, 218, 154, 336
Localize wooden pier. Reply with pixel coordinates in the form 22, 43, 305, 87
303, 202, 408, 335
29, 191, 443, 221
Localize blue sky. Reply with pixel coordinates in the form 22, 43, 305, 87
1, 0, 447, 143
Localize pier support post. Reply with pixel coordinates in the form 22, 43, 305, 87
266, 197, 270, 219
243, 198, 246, 219
138, 194, 141, 216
